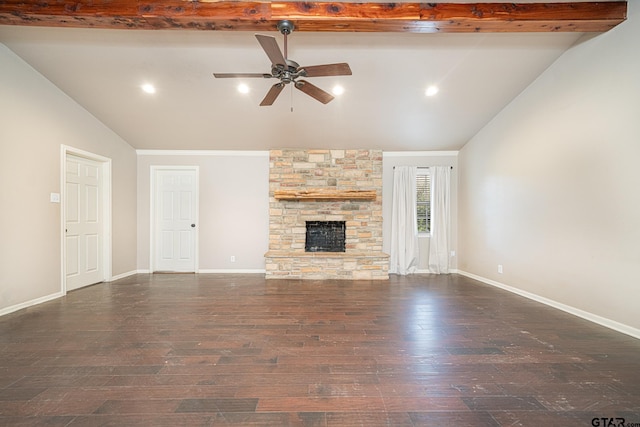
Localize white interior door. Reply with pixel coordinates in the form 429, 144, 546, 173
65, 154, 103, 290
153, 168, 198, 272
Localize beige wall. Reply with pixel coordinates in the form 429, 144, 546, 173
458, 3, 640, 335
137, 152, 269, 271
0, 44, 137, 313
382, 152, 459, 272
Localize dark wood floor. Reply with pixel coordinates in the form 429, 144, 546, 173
0, 274, 639, 426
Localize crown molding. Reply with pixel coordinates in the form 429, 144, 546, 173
136, 150, 269, 157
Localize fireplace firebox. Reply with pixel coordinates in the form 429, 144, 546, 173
305, 221, 346, 252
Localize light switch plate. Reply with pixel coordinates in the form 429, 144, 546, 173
50, 193, 60, 203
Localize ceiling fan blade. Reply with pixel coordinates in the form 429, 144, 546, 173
255, 34, 286, 66
294, 80, 334, 104
298, 63, 352, 78
260, 83, 285, 106
213, 73, 272, 78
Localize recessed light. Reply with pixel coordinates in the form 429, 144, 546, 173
237, 84, 250, 94
141, 83, 156, 94
425, 85, 439, 97
332, 85, 345, 96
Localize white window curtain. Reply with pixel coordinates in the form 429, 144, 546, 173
390, 166, 419, 275
428, 166, 451, 274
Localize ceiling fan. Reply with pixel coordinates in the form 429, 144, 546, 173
213, 20, 352, 106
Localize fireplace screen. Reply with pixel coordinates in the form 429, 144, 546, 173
305, 221, 346, 252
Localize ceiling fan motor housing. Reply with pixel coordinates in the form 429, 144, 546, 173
272, 59, 305, 84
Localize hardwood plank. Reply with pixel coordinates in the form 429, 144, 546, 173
69, 414, 215, 426
176, 398, 259, 413
256, 396, 386, 412
0, 1, 627, 33
94, 399, 182, 414
461, 396, 547, 411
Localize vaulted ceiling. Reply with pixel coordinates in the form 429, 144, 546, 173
0, 1, 626, 151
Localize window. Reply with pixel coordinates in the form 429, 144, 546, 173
416, 171, 430, 234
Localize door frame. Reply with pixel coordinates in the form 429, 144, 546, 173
60, 145, 112, 294
149, 165, 199, 273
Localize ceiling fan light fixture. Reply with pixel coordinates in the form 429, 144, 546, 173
425, 85, 439, 97
237, 83, 250, 94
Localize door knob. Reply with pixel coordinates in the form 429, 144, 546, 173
191, 224, 195, 227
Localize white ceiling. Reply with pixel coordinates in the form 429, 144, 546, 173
0, 24, 584, 151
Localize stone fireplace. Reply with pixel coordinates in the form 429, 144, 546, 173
265, 149, 389, 280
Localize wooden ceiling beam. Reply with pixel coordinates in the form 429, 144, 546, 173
0, 1, 627, 33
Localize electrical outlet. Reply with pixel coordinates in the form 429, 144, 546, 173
230, 256, 236, 263
498, 264, 503, 274
450, 250, 456, 257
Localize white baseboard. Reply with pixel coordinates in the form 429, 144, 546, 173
414, 269, 460, 274
198, 269, 266, 274
108, 270, 139, 282
136, 269, 264, 275
457, 270, 640, 340
0, 291, 65, 317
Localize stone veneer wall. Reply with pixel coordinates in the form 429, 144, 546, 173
265, 149, 389, 280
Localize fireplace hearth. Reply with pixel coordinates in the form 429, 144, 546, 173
305, 221, 346, 252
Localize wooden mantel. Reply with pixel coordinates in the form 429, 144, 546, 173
274, 188, 376, 201
0, 2, 627, 33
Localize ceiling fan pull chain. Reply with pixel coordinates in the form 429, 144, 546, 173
290, 84, 294, 113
